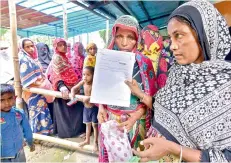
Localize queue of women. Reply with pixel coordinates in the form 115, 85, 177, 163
18, 0, 231, 162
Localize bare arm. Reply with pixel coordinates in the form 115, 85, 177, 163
133, 137, 201, 162
168, 141, 201, 162
136, 92, 153, 109
125, 80, 153, 109
70, 80, 84, 99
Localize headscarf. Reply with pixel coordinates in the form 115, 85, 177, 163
71, 42, 84, 81
138, 25, 174, 89
86, 43, 97, 55
106, 15, 157, 108
19, 38, 41, 87
19, 38, 54, 103
105, 15, 157, 130
225, 26, 231, 61
47, 38, 78, 90
107, 15, 140, 52
84, 42, 97, 67
153, 0, 231, 162
19, 38, 38, 60
36, 42, 52, 72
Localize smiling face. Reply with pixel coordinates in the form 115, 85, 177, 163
167, 17, 204, 65
115, 27, 137, 52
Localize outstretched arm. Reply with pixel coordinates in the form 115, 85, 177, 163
70, 80, 84, 99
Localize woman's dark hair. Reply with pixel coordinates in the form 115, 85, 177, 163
22, 39, 32, 48
0, 84, 15, 95
84, 66, 94, 75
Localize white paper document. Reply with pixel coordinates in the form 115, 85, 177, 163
90, 49, 135, 107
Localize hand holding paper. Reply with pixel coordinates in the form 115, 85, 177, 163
90, 49, 135, 107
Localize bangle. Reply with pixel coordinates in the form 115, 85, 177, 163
179, 145, 183, 163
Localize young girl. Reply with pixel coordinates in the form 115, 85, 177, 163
71, 66, 98, 152
83, 43, 97, 67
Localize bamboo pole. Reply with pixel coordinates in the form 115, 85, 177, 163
8, 0, 23, 109
22, 87, 88, 99
33, 133, 98, 155
63, 3, 68, 40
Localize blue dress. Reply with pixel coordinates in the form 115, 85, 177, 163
19, 51, 53, 135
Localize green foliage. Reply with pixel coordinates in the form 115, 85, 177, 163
0, 28, 8, 37
98, 29, 111, 47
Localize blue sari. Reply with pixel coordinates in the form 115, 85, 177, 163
19, 39, 53, 135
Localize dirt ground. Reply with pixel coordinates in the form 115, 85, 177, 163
24, 136, 98, 163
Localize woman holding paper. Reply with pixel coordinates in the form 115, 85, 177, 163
98, 15, 158, 162
126, 0, 231, 162
47, 38, 85, 138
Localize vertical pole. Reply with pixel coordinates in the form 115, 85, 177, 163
8, 0, 23, 109
63, 2, 68, 40
106, 20, 109, 45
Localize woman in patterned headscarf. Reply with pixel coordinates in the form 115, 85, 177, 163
97, 15, 157, 162
71, 42, 85, 82
127, 0, 231, 162
19, 38, 53, 135
47, 38, 85, 138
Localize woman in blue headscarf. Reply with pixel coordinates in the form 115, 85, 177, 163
36, 42, 52, 73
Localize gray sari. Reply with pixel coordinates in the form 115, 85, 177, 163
152, 0, 231, 162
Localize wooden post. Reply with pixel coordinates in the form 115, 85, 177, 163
22, 87, 88, 99
8, 0, 23, 109
63, 3, 68, 40
33, 133, 98, 155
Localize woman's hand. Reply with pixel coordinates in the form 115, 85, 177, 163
125, 79, 143, 98
118, 108, 145, 132
118, 116, 137, 132
97, 104, 108, 124
60, 86, 69, 100
133, 137, 175, 162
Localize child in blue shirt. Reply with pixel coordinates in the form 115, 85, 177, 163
1, 84, 35, 162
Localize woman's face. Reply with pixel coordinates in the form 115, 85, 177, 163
167, 18, 204, 65
41, 45, 48, 54
115, 27, 137, 52
23, 40, 35, 56
75, 44, 83, 55
57, 41, 67, 53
